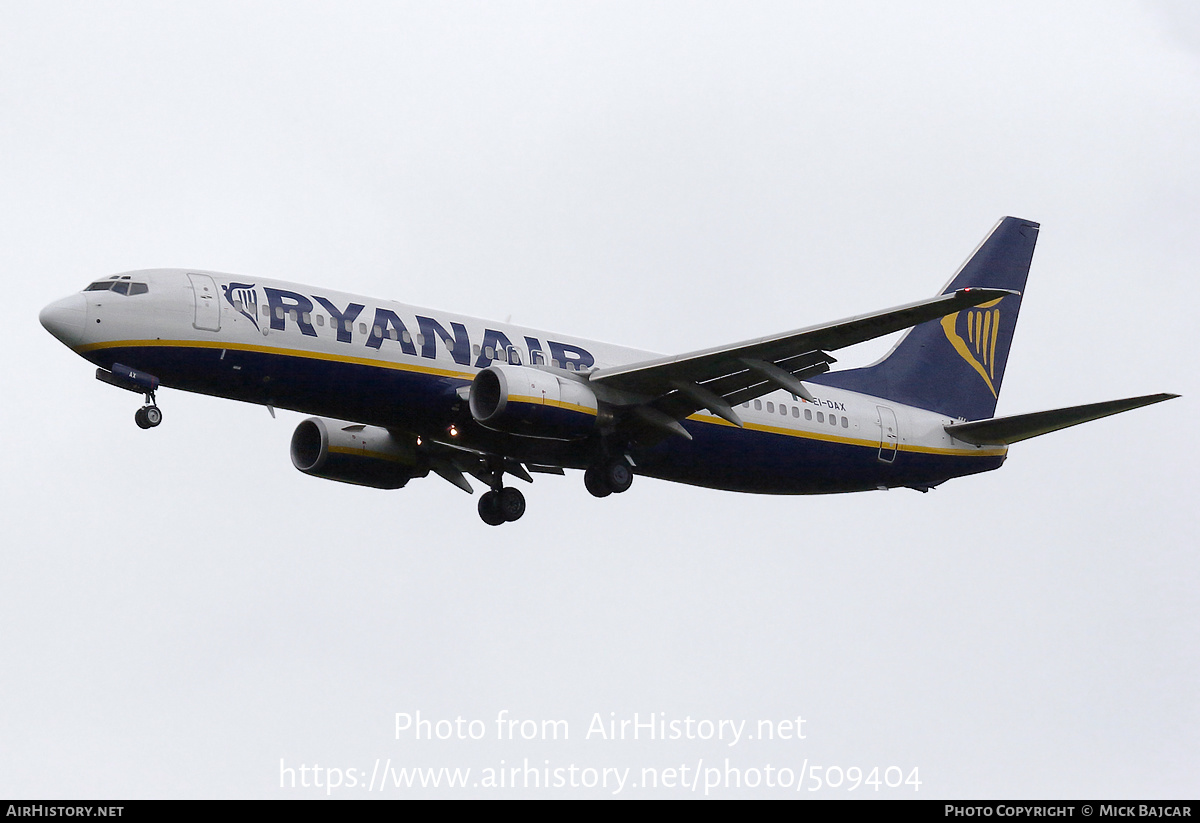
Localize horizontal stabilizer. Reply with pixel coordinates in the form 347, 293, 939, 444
944, 393, 1179, 445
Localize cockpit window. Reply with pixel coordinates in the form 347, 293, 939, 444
84, 279, 149, 295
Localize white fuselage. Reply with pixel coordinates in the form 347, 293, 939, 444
40, 269, 1006, 495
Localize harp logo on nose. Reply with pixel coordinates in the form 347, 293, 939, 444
222, 282, 261, 330
941, 298, 1005, 397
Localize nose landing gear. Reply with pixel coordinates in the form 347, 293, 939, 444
96, 364, 163, 430
134, 402, 162, 429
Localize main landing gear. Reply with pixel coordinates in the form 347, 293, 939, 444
478, 486, 526, 526
472, 453, 633, 525
584, 456, 634, 498
476, 457, 528, 526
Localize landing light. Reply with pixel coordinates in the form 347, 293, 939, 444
448, 425, 458, 437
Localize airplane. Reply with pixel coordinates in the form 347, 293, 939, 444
39, 217, 1177, 525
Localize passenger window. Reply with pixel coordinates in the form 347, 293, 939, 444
817, 412, 824, 423
805, 409, 812, 421
780, 405, 787, 416
841, 416, 849, 428
829, 416, 837, 427
766, 402, 774, 413
754, 400, 762, 411
388, 329, 399, 341
358, 323, 367, 335
402, 330, 411, 343
473, 344, 481, 356
316, 315, 324, 326
484, 346, 494, 359
373, 325, 382, 337
416, 334, 425, 347
262, 305, 270, 317
302, 312, 311, 324
288, 310, 298, 322
275, 307, 284, 320
792, 407, 799, 418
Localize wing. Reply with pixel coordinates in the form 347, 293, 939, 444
588, 288, 1017, 438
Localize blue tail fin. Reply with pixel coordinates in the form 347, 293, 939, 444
812, 217, 1039, 421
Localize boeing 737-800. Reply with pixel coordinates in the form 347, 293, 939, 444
39, 217, 1176, 524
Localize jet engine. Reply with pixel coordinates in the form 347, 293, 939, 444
468, 364, 602, 440
290, 417, 427, 489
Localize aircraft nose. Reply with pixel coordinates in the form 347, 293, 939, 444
39, 293, 87, 346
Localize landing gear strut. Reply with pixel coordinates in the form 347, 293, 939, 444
585, 456, 634, 498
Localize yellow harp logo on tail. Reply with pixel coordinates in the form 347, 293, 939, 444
941, 298, 1005, 398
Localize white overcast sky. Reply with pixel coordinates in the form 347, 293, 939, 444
1, 0, 1196, 798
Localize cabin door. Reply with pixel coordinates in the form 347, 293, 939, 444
188, 273, 221, 332
876, 405, 898, 463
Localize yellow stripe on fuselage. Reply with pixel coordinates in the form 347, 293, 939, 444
76, 337, 474, 380
685, 412, 1008, 458
81, 338, 1004, 459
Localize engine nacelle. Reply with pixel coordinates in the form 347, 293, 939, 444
290, 417, 427, 489
469, 364, 601, 440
